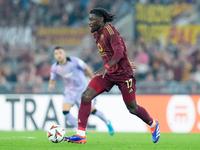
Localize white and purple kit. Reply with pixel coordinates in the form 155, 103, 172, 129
50, 56, 93, 105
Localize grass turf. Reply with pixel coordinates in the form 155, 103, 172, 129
0, 131, 199, 150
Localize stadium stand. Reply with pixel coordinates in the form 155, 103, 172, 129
0, 0, 199, 94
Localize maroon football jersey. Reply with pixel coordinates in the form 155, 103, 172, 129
93, 23, 134, 77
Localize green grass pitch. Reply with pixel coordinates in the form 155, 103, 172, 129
0, 131, 199, 150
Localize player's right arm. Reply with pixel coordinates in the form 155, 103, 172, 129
48, 63, 57, 92
48, 79, 56, 91
95, 59, 117, 78
85, 65, 94, 79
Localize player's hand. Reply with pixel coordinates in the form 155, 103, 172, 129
94, 67, 108, 78
48, 84, 55, 92
130, 62, 137, 72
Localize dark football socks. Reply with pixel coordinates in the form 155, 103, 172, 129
77, 100, 91, 131
135, 105, 153, 125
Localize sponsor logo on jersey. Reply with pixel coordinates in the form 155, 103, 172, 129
60, 72, 73, 78
129, 88, 133, 93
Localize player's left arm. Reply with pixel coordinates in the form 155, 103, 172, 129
129, 61, 137, 72
85, 65, 94, 79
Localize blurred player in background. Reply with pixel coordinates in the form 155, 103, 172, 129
65, 8, 160, 144
48, 46, 114, 135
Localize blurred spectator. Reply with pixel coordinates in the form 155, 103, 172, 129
186, 73, 199, 94
194, 64, 200, 83
36, 61, 51, 81
134, 46, 150, 79
2, 66, 17, 82
0, 0, 131, 28
0, 69, 12, 92
32, 76, 44, 93
34, 46, 50, 67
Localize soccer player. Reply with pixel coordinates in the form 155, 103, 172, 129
48, 46, 114, 135
65, 8, 160, 144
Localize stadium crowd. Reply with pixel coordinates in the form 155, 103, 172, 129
0, 0, 195, 28
0, 0, 132, 28
0, 0, 199, 94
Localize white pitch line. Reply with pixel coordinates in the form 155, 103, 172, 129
0, 136, 36, 139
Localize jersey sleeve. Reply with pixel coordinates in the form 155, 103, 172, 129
50, 63, 57, 80
70, 56, 87, 70
105, 25, 124, 62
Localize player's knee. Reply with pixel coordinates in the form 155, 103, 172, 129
63, 111, 69, 115
91, 109, 97, 114
128, 108, 137, 115
81, 93, 92, 102
127, 106, 138, 115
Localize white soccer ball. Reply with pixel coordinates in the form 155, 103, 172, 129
47, 125, 65, 143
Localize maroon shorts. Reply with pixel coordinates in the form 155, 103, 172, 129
88, 73, 136, 102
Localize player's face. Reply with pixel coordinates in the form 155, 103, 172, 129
89, 14, 102, 33
54, 49, 66, 63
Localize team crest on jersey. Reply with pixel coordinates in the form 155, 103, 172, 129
97, 43, 107, 56
97, 43, 103, 52
100, 34, 104, 40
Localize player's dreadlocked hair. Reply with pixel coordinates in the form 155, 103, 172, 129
90, 8, 116, 23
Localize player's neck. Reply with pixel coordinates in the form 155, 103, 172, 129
98, 23, 106, 32
58, 58, 67, 65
